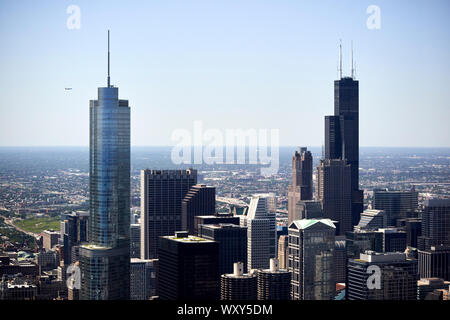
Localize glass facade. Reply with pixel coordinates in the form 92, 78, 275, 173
80, 86, 130, 300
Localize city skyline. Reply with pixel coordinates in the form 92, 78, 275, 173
1, 0, 450, 308
1, 0, 450, 148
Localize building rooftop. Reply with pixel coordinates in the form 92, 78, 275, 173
359, 251, 407, 263
164, 232, 214, 243
289, 219, 336, 230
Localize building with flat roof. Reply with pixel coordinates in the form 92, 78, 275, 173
158, 231, 219, 300
130, 258, 157, 300
417, 278, 450, 300
140, 169, 197, 259
373, 189, 418, 226
347, 251, 418, 300
241, 194, 277, 270
199, 223, 247, 275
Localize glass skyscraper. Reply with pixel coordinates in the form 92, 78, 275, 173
324, 72, 363, 228
79, 31, 130, 300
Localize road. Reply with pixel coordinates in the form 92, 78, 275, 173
2, 217, 40, 238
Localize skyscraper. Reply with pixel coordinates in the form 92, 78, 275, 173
194, 213, 240, 236
61, 211, 89, 265
130, 224, 140, 259
257, 259, 291, 300
316, 158, 352, 235
373, 188, 419, 226
379, 228, 407, 252
241, 194, 277, 270
418, 246, 450, 281
79, 31, 130, 300
130, 258, 157, 300
288, 147, 313, 224
182, 184, 216, 235
140, 169, 197, 259
347, 251, 418, 300
158, 231, 219, 300
221, 262, 257, 300
354, 209, 387, 231
199, 223, 247, 275
324, 57, 363, 227
417, 199, 450, 250
277, 235, 289, 270
294, 200, 324, 220
288, 219, 336, 300
334, 238, 347, 283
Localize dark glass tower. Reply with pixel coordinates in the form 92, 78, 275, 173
158, 231, 220, 300
182, 184, 216, 235
79, 31, 130, 300
140, 169, 197, 259
325, 63, 363, 227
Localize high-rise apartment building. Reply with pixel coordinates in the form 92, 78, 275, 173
257, 259, 290, 300
289, 219, 336, 300
182, 184, 216, 235
221, 262, 257, 300
140, 169, 197, 259
79, 31, 130, 300
288, 147, 313, 224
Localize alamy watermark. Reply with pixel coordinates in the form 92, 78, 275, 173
366, 5, 381, 30
66, 263, 81, 290
366, 265, 381, 289
66, 5, 81, 30
171, 121, 279, 176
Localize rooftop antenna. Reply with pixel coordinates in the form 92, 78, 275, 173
339, 39, 343, 79
351, 40, 354, 79
107, 30, 111, 88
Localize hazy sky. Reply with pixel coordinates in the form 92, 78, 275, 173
0, 0, 449, 147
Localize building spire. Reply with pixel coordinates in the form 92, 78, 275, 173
339, 39, 343, 79
351, 40, 354, 79
107, 30, 111, 88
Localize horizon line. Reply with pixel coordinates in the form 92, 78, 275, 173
0, 145, 450, 149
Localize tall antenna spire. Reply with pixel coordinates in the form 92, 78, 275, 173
351, 40, 354, 79
339, 39, 343, 79
107, 30, 111, 87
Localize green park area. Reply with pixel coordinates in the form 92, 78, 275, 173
14, 216, 60, 234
